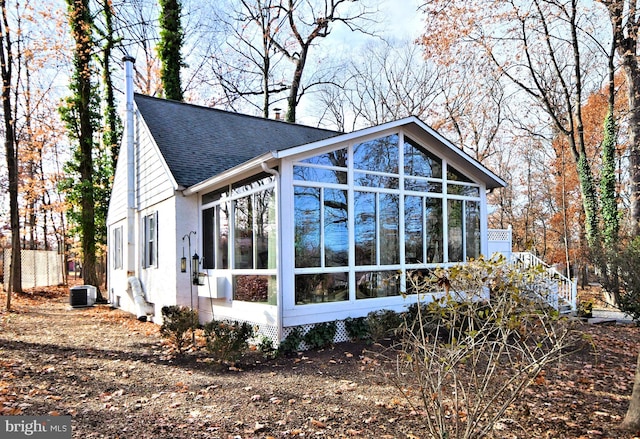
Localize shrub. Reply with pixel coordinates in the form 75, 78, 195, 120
612, 238, 640, 323
160, 305, 199, 355
385, 256, 575, 439
344, 316, 369, 342
366, 309, 403, 342
255, 334, 278, 359
577, 299, 594, 318
203, 319, 254, 363
279, 327, 304, 354
303, 321, 337, 350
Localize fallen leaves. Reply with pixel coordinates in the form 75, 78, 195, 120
1, 287, 639, 438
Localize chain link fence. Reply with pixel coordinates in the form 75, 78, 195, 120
2, 249, 65, 290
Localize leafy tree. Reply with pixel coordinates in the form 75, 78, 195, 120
96, 0, 123, 170
158, 0, 184, 101
60, 0, 103, 295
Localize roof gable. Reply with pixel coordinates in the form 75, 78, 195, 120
275, 116, 506, 190
134, 94, 340, 188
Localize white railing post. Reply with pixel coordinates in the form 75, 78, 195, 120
511, 251, 576, 313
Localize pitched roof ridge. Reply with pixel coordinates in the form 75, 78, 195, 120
133, 93, 339, 134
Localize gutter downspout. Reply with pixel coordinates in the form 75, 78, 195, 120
261, 162, 282, 344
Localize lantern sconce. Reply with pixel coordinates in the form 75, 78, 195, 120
180, 248, 187, 273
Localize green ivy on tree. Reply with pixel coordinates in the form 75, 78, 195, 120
600, 111, 619, 248
158, 0, 184, 101
59, 0, 105, 297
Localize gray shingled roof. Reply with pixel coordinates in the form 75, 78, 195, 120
134, 94, 340, 188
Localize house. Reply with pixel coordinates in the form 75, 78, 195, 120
106, 57, 507, 343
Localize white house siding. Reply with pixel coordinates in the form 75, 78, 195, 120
135, 118, 176, 207
106, 145, 128, 223
174, 193, 199, 312
107, 112, 186, 322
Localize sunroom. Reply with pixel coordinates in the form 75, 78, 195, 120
192, 120, 505, 339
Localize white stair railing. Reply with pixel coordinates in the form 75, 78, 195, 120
511, 252, 577, 313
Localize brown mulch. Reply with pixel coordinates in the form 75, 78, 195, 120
0, 286, 639, 439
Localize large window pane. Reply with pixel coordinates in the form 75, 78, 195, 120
353, 134, 399, 173
234, 196, 253, 269
300, 148, 348, 167
404, 137, 442, 178
405, 178, 442, 193
233, 274, 276, 304
295, 273, 348, 304
255, 188, 276, 269
426, 198, 443, 263
448, 199, 463, 262
294, 166, 347, 184
231, 173, 274, 197
355, 191, 376, 266
217, 204, 229, 269
354, 172, 399, 189
324, 188, 348, 267
295, 186, 321, 267
466, 201, 480, 260
447, 183, 480, 197
447, 165, 473, 183
355, 271, 400, 299
202, 207, 214, 269
379, 193, 399, 265
405, 196, 423, 264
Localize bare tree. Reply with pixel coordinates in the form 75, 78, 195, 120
421, 0, 609, 247
0, 0, 22, 306
207, 0, 375, 121
602, 0, 640, 236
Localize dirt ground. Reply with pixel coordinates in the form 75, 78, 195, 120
1, 286, 640, 439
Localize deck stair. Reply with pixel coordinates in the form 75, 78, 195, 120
511, 252, 577, 314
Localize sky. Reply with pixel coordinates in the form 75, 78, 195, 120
327, 0, 424, 49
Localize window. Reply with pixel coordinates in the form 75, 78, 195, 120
201, 175, 276, 303
113, 226, 123, 270
292, 133, 483, 304
143, 213, 157, 268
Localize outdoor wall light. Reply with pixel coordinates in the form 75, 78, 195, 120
192, 253, 200, 285
180, 247, 187, 273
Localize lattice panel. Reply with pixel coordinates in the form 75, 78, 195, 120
281, 320, 351, 350
487, 229, 511, 242
228, 318, 352, 350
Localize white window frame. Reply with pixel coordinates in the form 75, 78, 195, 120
143, 212, 158, 268
113, 226, 123, 270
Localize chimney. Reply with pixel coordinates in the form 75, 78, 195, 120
123, 55, 136, 273
123, 55, 135, 212
273, 108, 282, 121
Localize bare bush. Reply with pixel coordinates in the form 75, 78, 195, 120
387, 256, 575, 439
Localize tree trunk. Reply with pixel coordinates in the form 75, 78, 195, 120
65, 0, 102, 298
626, 61, 640, 235
285, 40, 310, 123
622, 351, 640, 431
0, 0, 22, 309
158, 0, 183, 101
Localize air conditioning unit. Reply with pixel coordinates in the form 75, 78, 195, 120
70, 285, 97, 308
